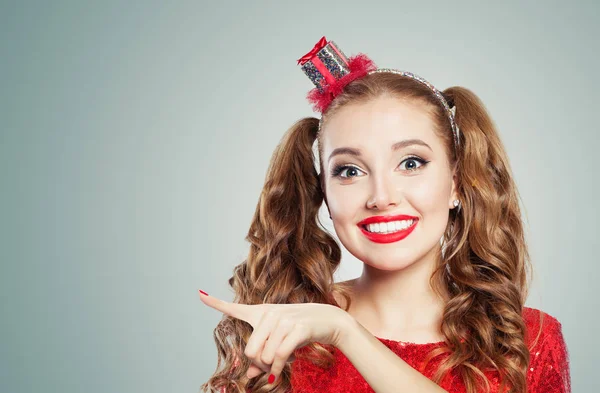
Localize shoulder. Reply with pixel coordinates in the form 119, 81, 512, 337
522, 306, 566, 352
522, 306, 563, 337
522, 306, 562, 329
523, 306, 571, 391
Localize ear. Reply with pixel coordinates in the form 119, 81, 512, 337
448, 171, 459, 209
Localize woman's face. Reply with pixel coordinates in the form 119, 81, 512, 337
321, 95, 458, 271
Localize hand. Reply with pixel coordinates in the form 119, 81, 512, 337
198, 290, 350, 384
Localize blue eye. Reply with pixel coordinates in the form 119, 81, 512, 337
331, 165, 364, 179
400, 156, 428, 171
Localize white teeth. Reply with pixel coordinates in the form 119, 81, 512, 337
365, 220, 414, 234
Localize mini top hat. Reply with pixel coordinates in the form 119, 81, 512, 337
297, 36, 377, 113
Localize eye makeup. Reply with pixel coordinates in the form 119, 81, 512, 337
330, 155, 430, 179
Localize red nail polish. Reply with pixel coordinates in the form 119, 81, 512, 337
268, 374, 275, 384
199, 289, 209, 296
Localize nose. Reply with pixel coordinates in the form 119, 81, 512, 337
366, 172, 400, 210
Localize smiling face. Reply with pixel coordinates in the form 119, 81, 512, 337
320, 95, 458, 271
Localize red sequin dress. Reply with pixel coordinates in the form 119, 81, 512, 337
290, 306, 570, 392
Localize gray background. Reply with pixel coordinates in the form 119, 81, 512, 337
1, 1, 597, 392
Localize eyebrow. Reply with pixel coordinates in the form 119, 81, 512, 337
327, 139, 433, 163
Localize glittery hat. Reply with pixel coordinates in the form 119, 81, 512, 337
297, 36, 377, 114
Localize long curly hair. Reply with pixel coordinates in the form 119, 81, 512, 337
200, 72, 533, 393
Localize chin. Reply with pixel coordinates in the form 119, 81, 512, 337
367, 259, 418, 271
350, 248, 424, 271
337, 226, 442, 269
345, 236, 441, 271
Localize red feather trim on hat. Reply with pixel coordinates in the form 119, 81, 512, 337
306, 53, 377, 113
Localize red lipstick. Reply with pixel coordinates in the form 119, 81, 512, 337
357, 214, 418, 244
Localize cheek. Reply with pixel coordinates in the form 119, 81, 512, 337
327, 185, 364, 217
405, 175, 452, 213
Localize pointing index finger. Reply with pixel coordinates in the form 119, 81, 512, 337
198, 290, 255, 325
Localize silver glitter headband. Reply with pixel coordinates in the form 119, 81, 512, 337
317, 69, 461, 151
298, 37, 461, 151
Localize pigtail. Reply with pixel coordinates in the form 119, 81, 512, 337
428, 87, 532, 393
200, 117, 344, 393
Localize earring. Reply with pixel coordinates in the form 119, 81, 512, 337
453, 199, 460, 208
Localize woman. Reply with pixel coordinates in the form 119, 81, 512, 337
199, 37, 570, 393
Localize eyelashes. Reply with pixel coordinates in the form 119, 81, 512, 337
330, 156, 430, 179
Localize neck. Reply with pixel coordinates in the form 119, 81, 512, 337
349, 245, 449, 341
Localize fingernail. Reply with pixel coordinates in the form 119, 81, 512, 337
268, 374, 275, 384
198, 289, 209, 296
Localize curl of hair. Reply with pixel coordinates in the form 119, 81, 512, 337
200, 116, 352, 392
201, 72, 533, 393
429, 85, 533, 393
